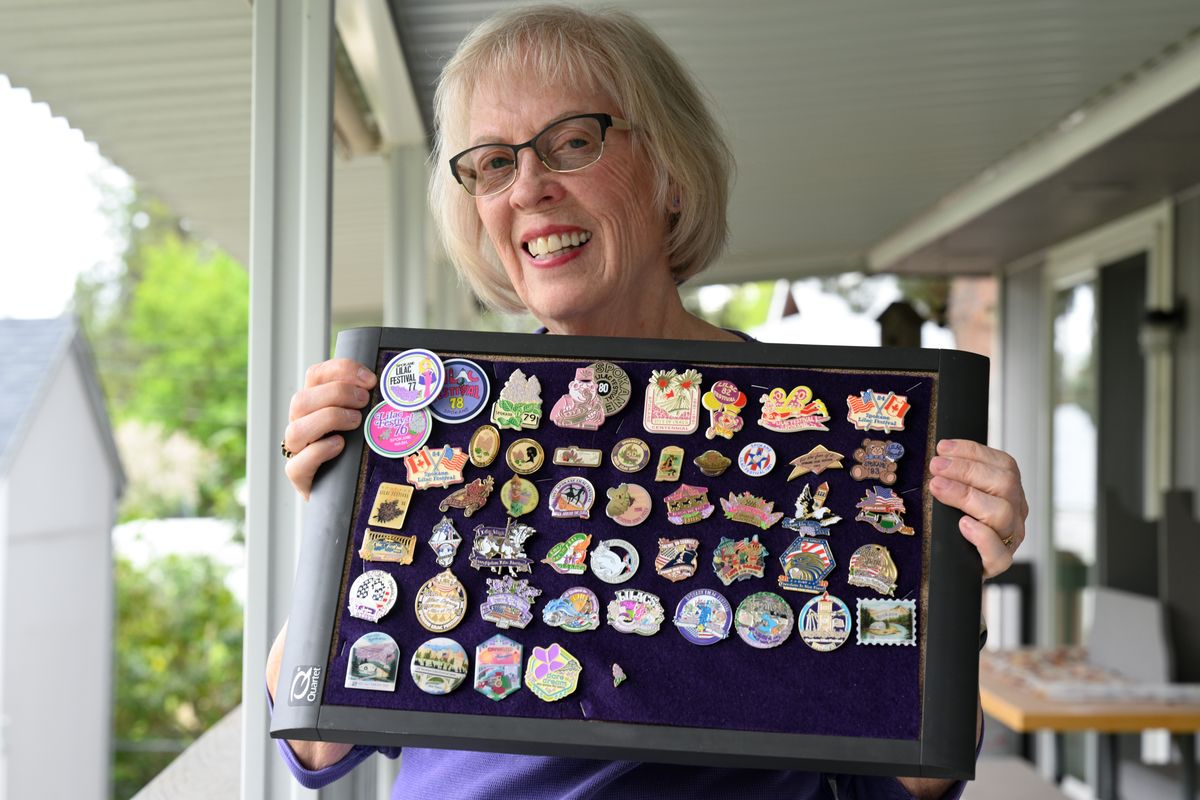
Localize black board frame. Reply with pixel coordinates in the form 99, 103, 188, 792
271, 326, 987, 779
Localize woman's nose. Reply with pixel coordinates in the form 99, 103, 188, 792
508, 148, 564, 209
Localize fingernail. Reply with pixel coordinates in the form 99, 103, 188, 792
930, 476, 950, 492
930, 456, 951, 472
354, 388, 369, 404
347, 409, 362, 424
939, 439, 957, 453
357, 367, 374, 384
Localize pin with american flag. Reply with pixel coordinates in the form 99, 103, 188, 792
846, 389, 911, 433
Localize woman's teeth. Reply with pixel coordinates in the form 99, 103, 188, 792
526, 231, 591, 258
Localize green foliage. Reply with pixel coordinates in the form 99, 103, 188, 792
717, 281, 775, 332
112, 554, 243, 799
74, 190, 249, 520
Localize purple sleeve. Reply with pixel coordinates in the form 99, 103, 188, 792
833, 716, 986, 800
267, 684, 401, 789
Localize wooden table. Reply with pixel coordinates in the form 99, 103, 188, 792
980, 655, 1200, 800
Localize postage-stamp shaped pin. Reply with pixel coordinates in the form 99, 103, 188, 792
846, 389, 910, 433
856, 598, 917, 646
758, 386, 830, 433
643, 368, 702, 435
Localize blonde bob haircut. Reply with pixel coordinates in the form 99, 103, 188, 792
429, 4, 734, 314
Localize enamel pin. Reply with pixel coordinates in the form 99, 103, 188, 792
720, 492, 784, 530
738, 442, 776, 477
605, 483, 652, 527
542, 532, 592, 575
798, 592, 852, 652
368, 482, 414, 529
735, 591, 794, 649
786, 445, 845, 481
548, 476, 595, 519
777, 536, 836, 594
846, 389, 911, 433
499, 474, 539, 517
712, 535, 769, 585
380, 348, 444, 411
654, 537, 700, 582
542, 587, 601, 632
854, 486, 916, 535
611, 437, 651, 473
850, 439, 904, 484
358, 530, 416, 565
505, 438, 544, 475
480, 576, 542, 630
410, 637, 468, 695
403, 445, 469, 490
693, 449, 732, 477
474, 634, 523, 701
469, 519, 536, 575
673, 588, 732, 645
364, 402, 431, 458
414, 569, 468, 633
491, 368, 542, 430
856, 598, 917, 646
525, 643, 583, 702
588, 360, 631, 415
438, 476, 494, 517
553, 445, 603, 468
348, 569, 398, 623
550, 367, 606, 430
428, 516, 462, 568
429, 358, 489, 423
655, 445, 685, 482
345, 631, 399, 691
468, 424, 501, 468
848, 543, 899, 596
607, 588, 665, 636
643, 368, 702, 435
612, 663, 627, 687
590, 539, 640, 584
701, 380, 747, 439
781, 481, 842, 535
664, 484, 714, 525
758, 386, 830, 432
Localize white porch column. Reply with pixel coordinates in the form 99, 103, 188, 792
383, 144, 429, 327
243, 1, 334, 798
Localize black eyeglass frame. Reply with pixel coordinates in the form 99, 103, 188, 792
448, 112, 632, 197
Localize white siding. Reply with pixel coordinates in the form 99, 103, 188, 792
2, 357, 115, 800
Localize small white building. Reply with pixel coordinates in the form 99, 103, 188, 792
0, 316, 123, 800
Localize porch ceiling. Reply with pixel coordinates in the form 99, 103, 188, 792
1, 0, 1198, 321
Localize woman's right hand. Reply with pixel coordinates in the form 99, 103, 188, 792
283, 358, 376, 500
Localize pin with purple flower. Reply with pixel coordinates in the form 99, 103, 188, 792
525, 642, 582, 702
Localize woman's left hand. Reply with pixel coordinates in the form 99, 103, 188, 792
928, 439, 1028, 579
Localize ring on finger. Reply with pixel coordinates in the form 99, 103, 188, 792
281, 439, 295, 459
1001, 534, 1015, 549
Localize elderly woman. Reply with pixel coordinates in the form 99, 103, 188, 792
268, 6, 1027, 799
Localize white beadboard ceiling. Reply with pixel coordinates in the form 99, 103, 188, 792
2, 0, 1198, 321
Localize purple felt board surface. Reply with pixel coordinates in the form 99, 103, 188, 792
321, 350, 934, 741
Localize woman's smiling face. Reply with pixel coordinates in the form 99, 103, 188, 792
468, 72, 672, 331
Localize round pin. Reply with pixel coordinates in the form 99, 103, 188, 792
734, 592, 794, 649
467, 424, 501, 468
429, 358, 489, 423
380, 348, 445, 411
738, 442, 776, 477
506, 438, 544, 475
348, 569, 398, 623
604, 483, 652, 527
410, 637, 468, 695
548, 476, 595, 519
500, 474, 539, 517
673, 589, 732, 645
345, 631, 399, 691
525, 642, 583, 702
797, 592, 852, 652
414, 569, 468, 633
590, 539, 640, 584
542, 587, 600, 632
611, 438, 651, 473
364, 402, 431, 458
588, 361, 632, 416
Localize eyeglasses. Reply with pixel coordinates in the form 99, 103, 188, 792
449, 113, 632, 197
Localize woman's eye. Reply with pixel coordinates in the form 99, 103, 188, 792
479, 152, 513, 172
